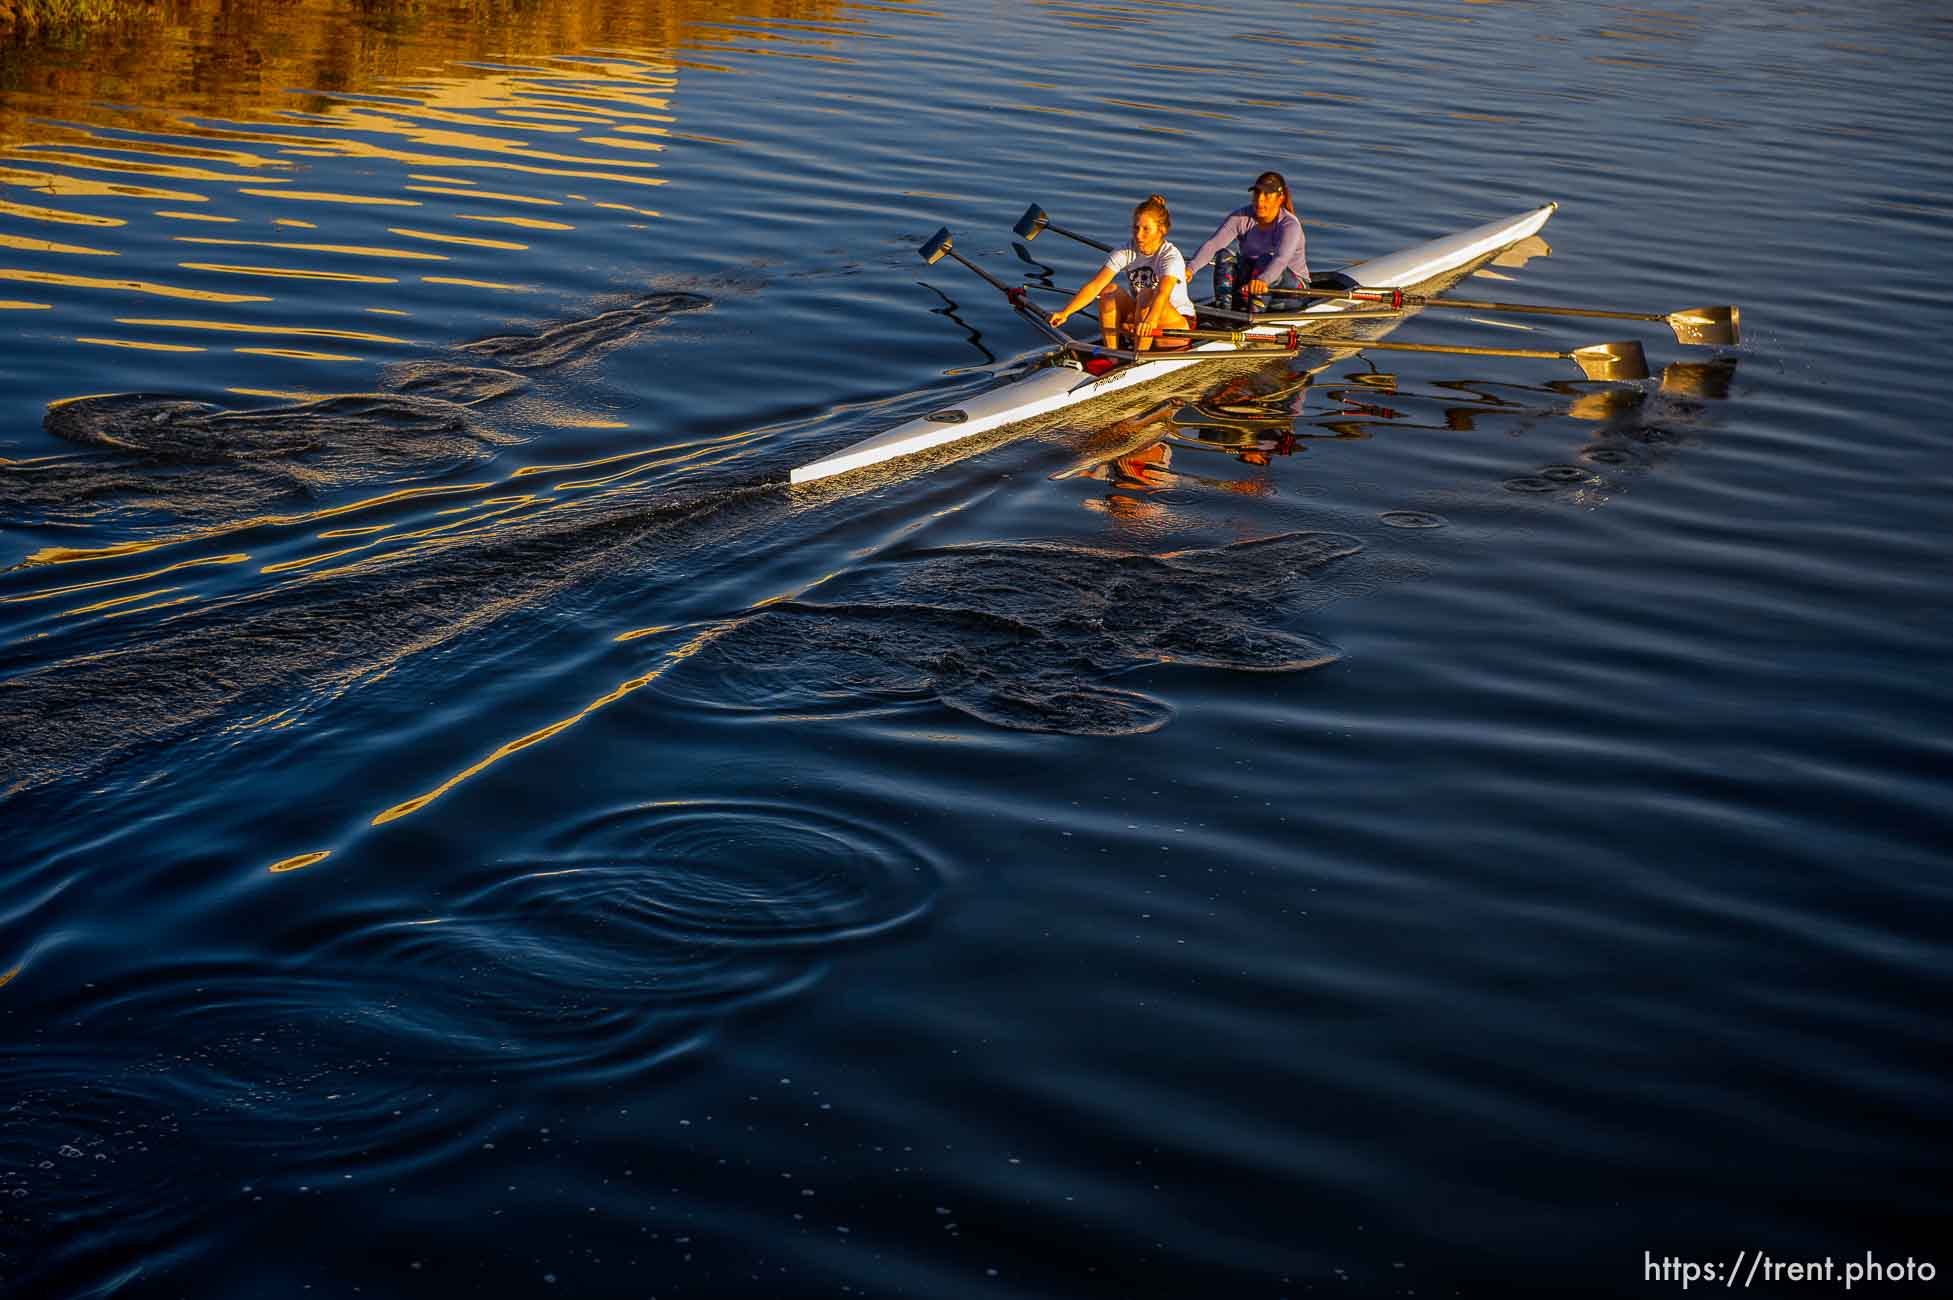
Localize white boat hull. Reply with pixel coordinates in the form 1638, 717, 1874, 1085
790, 204, 1557, 486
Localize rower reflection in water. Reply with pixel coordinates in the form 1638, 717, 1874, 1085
1185, 171, 1310, 314
1047, 194, 1197, 352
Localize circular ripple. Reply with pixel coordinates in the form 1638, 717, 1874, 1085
1502, 475, 1561, 493
1580, 446, 1635, 465
306, 802, 944, 1085
499, 799, 942, 951
1379, 510, 1447, 529
1537, 465, 1592, 482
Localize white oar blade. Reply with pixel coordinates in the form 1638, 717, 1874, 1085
1571, 340, 1649, 381
1668, 305, 1740, 347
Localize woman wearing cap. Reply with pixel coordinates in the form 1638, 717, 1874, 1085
1047, 194, 1197, 354
1184, 171, 1310, 314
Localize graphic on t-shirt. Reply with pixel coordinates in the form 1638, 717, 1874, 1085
1102, 242, 1196, 318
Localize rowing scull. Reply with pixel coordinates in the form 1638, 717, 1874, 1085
789, 203, 1566, 486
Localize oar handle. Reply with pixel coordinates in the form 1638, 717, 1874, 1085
1263, 284, 1412, 309
1156, 325, 1300, 348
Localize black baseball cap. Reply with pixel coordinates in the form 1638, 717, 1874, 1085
1249, 172, 1288, 195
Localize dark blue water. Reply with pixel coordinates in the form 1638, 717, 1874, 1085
3, 0, 1949, 1295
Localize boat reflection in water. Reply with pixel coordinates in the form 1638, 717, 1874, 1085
1060, 345, 1742, 524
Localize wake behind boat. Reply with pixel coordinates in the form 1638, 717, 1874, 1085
789, 203, 1732, 486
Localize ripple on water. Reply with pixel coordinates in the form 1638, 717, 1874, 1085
0, 977, 497, 1294
1380, 510, 1448, 529
0, 795, 940, 1284
385, 361, 528, 406
0, 1055, 197, 1294
7, 388, 519, 526
659, 532, 1355, 735
456, 290, 711, 370
522, 798, 943, 949
1579, 445, 1639, 465
308, 799, 944, 1078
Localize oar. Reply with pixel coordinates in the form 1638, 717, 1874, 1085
1013, 204, 1112, 253
1262, 284, 1740, 346
919, 226, 1072, 346
1149, 327, 1650, 381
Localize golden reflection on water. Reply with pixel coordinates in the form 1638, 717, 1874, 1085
387, 227, 527, 250
174, 236, 450, 261
0, 197, 125, 225
0, 232, 116, 255
3, 0, 870, 832
61, 586, 179, 616
0, 267, 270, 302
119, 318, 410, 343
369, 620, 733, 827
77, 336, 205, 351
1, 552, 251, 605
19, 481, 493, 568
0, 0, 855, 388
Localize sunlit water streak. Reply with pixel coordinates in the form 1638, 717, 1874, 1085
3, 0, 1951, 1296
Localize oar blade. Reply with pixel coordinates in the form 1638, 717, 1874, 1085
918, 227, 953, 265
1012, 204, 1049, 241
1570, 340, 1649, 381
1666, 305, 1740, 347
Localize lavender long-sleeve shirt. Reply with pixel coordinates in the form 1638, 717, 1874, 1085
1184, 206, 1309, 287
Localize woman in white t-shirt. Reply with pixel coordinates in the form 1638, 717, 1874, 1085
1047, 194, 1197, 353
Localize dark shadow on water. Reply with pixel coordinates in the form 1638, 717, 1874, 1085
0, 290, 714, 534
455, 290, 710, 370
665, 532, 1354, 736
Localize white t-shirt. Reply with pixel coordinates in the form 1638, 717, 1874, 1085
1103, 241, 1197, 319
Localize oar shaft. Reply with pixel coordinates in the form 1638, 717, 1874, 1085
941, 245, 1019, 299
1299, 334, 1648, 380
1268, 285, 1739, 343
1303, 334, 1574, 361
1431, 297, 1659, 322
1048, 220, 1112, 253
1174, 329, 1585, 362
928, 236, 1075, 347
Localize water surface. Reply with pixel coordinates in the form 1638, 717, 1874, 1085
2, 0, 1949, 1295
